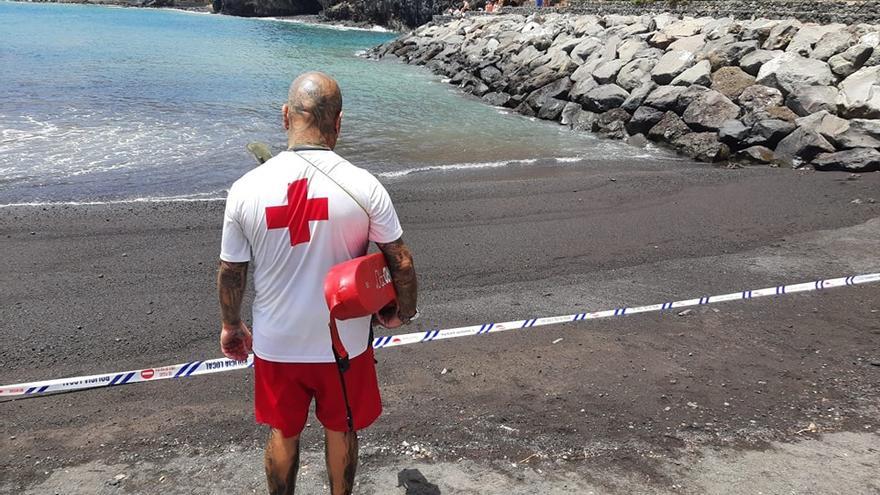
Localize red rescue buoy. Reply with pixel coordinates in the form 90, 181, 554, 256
324, 253, 398, 368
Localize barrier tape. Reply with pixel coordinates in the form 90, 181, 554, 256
2, 272, 878, 398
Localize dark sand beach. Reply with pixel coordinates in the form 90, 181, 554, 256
2, 158, 880, 493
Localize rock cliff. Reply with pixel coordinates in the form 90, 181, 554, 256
368, 13, 880, 171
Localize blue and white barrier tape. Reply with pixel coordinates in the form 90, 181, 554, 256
1, 272, 878, 398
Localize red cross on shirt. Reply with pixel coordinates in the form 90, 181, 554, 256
265, 179, 329, 247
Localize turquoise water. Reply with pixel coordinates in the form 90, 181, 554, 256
0, 2, 662, 204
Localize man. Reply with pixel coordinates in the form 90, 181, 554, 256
217, 72, 418, 495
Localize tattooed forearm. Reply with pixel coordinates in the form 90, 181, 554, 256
218, 260, 248, 326
377, 238, 418, 320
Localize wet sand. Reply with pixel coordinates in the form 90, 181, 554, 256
1, 158, 879, 493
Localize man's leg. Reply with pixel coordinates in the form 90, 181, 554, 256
265, 428, 301, 495
324, 428, 358, 495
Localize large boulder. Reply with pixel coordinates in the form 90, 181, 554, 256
828, 44, 874, 78
811, 29, 857, 61
786, 23, 845, 57
711, 66, 756, 99
700, 39, 759, 70
763, 20, 802, 50
627, 106, 665, 135
482, 92, 511, 107
537, 98, 569, 121
662, 17, 709, 39
673, 132, 731, 162
785, 86, 839, 116
648, 111, 692, 142
755, 53, 834, 95
595, 108, 632, 139
569, 76, 599, 104
524, 77, 573, 111
583, 84, 630, 113
617, 58, 657, 91
743, 119, 796, 147
675, 85, 712, 114
738, 49, 782, 76
617, 38, 647, 64
738, 145, 776, 164
682, 90, 742, 131
671, 60, 712, 86
651, 50, 696, 85
718, 119, 750, 145
560, 102, 583, 126
668, 35, 706, 53
738, 84, 784, 112
837, 66, 880, 118
799, 113, 880, 148
571, 109, 599, 132
773, 127, 836, 167
811, 148, 880, 172
593, 59, 626, 84
644, 85, 688, 111
621, 82, 658, 112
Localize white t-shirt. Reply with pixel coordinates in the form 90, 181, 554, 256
220, 149, 403, 363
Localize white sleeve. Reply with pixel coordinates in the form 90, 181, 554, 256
367, 176, 403, 244
219, 185, 252, 262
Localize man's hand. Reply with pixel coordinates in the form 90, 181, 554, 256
374, 303, 403, 329
376, 238, 418, 325
220, 321, 253, 361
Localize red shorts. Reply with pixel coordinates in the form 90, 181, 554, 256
254, 348, 382, 438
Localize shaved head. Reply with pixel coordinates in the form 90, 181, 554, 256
287, 72, 343, 136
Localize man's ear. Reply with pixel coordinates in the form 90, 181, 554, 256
335, 111, 343, 135
282, 104, 290, 131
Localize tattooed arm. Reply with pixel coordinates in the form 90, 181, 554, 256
217, 260, 252, 361
376, 238, 418, 327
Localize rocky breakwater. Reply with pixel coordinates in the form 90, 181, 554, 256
368, 13, 880, 171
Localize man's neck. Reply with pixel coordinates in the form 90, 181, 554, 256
289, 134, 332, 150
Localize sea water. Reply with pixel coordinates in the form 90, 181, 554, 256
0, 1, 666, 205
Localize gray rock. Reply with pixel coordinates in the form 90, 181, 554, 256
673, 132, 731, 162
595, 108, 632, 139
785, 86, 838, 116
719, 119, 750, 144
663, 18, 710, 39
763, 20, 802, 51
538, 98, 569, 121
811, 29, 856, 61
593, 59, 626, 85
617, 58, 657, 91
617, 39, 647, 64
701, 39, 758, 70
683, 90, 742, 131
482, 92, 511, 107
786, 23, 845, 57
648, 31, 675, 50
512, 68, 562, 95
837, 66, 880, 118
739, 49, 782, 76
572, 109, 599, 132
668, 35, 706, 53
525, 78, 573, 110
644, 85, 688, 111
743, 105, 799, 125
828, 44, 874, 78
621, 82, 658, 113
744, 119, 796, 147
738, 145, 776, 163
811, 148, 880, 172
703, 17, 737, 40
514, 101, 537, 117
462, 78, 490, 97
773, 127, 836, 167
672, 60, 712, 86
756, 53, 834, 95
569, 77, 599, 105
801, 115, 880, 149
738, 85, 784, 112
675, 85, 712, 114
648, 111, 692, 142
571, 38, 603, 63
583, 84, 630, 113
741, 18, 780, 43
560, 102, 583, 126
651, 50, 697, 85
627, 106, 666, 135
711, 66, 756, 99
